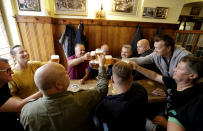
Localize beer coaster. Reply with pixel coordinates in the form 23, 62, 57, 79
71, 84, 79, 89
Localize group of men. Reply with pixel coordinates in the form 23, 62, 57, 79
0, 34, 203, 131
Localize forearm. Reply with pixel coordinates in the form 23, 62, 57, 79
129, 54, 153, 65
81, 69, 90, 81
96, 66, 108, 94
167, 121, 185, 131
133, 64, 163, 84
68, 57, 85, 67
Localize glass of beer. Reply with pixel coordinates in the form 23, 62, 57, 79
105, 55, 112, 66
90, 51, 96, 60
95, 48, 104, 55
51, 55, 59, 63
90, 60, 99, 69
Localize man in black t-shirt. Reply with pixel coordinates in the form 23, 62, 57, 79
0, 57, 41, 130
130, 55, 203, 129
95, 61, 148, 131
167, 93, 203, 131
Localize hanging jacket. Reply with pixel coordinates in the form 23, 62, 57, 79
130, 24, 143, 57
59, 24, 76, 58
150, 27, 162, 49
75, 23, 89, 52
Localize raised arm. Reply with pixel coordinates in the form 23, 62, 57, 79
129, 53, 154, 65
95, 55, 109, 95
130, 61, 164, 84
68, 52, 90, 67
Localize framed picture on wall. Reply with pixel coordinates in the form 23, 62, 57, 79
154, 7, 168, 19
142, 7, 155, 18
54, 0, 88, 16
110, 0, 139, 15
17, 0, 41, 11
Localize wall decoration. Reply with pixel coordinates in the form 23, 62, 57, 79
110, 0, 138, 15
17, 0, 41, 11
190, 7, 201, 16
142, 7, 155, 18
154, 7, 168, 19
54, 0, 88, 16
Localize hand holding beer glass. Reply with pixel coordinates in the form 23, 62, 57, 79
89, 49, 112, 69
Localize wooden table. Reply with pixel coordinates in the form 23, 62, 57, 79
68, 79, 167, 103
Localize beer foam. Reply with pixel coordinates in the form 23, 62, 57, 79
90, 51, 96, 56
51, 55, 59, 59
105, 55, 112, 59
96, 48, 103, 54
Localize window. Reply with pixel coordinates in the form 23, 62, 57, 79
0, 10, 13, 66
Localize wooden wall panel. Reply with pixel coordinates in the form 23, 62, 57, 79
17, 17, 55, 61
16, 15, 179, 65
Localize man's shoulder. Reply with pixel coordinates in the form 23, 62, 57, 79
174, 46, 191, 56
28, 60, 43, 65
23, 98, 41, 111
132, 82, 148, 97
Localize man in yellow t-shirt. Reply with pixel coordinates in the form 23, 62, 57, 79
8, 45, 46, 99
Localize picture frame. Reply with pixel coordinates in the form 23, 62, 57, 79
142, 7, 155, 18
54, 0, 88, 16
110, 0, 139, 15
154, 7, 168, 19
190, 7, 201, 16
17, 0, 41, 11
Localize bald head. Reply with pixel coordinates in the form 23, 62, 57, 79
34, 63, 70, 94
137, 39, 150, 55
101, 44, 110, 55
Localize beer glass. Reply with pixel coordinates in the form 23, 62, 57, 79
51, 55, 59, 63
90, 51, 96, 60
105, 55, 112, 66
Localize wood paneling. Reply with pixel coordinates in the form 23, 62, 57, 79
17, 16, 55, 62
16, 15, 179, 65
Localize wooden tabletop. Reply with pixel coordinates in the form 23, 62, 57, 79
68, 79, 167, 103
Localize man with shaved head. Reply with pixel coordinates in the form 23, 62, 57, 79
101, 44, 110, 56
20, 55, 109, 131
137, 39, 152, 56
133, 39, 160, 80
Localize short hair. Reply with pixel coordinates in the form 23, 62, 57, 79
122, 44, 132, 50
180, 55, 203, 81
154, 35, 175, 51
10, 45, 22, 55
0, 57, 8, 63
112, 61, 132, 84
74, 43, 85, 49
101, 44, 109, 48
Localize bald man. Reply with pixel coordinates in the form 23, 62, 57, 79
101, 44, 110, 55
134, 39, 161, 80
137, 39, 153, 57
20, 55, 109, 131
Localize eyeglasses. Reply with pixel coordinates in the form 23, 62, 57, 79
0, 68, 12, 73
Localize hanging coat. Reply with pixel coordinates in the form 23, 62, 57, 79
150, 27, 162, 49
75, 23, 89, 52
59, 24, 76, 58
130, 24, 143, 57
